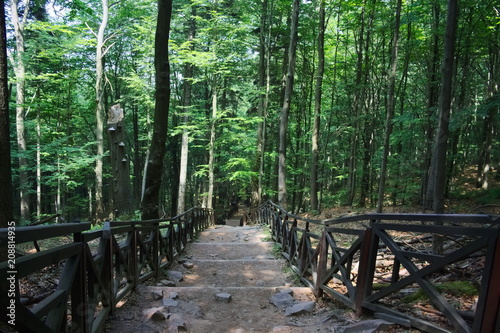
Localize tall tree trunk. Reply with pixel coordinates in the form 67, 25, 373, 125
432, 0, 458, 254
0, 0, 13, 230
132, 103, 142, 207
177, 111, 189, 214
141, 0, 173, 220
95, 0, 109, 221
207, 81, 217, 209
346, 5, 367, 206
10, 0, 30, 222
433, 0, 458, 214
178, 8, 196, 215
477, 42, 499, 189
36, 108, 41, 218
107, 104, 132, 218
423, 0, 442, 210
310, 0, 325, 213
252, 0, 269, 207
377, 0, 402, 213
278, 0, 300, 209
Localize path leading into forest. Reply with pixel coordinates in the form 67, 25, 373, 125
103, 211, 358, 333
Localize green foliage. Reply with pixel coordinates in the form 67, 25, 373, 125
5, 0, 500, 222
402, 281, 478, 304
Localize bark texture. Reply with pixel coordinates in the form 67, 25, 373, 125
141, 0, 173, 220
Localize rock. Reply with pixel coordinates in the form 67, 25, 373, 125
152, 290, 163, 300
278, 288, 294, 296
160, 279, 176, 287
284, 301, 315, 316
169, 291, 180, 300
269, 290, 295, 308
183, 262, 194, 269
143, 307, 166, 321
168, 271, 184, 282
168, 313, 187, 331
215, 292, 232, 303
340, 319, 395, 333
151, 310, 166, 321
163, 298, 179, 308
180, 301, 204, 319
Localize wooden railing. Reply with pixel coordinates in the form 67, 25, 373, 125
0, 208, 214, 333
250, 201, 500, 333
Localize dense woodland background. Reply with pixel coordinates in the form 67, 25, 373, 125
0, 0, 499, 225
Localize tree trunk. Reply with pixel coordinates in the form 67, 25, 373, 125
132, 103, 142, 207
432, 0, 458, 254
207, 81, 217, 209
310, 0, 325, 213
10, 0, 30, 222
423, 0, 442, 210
0, 0, 13, 230
107, 104, 132, 218
141, 0, 173, 220
477, 44, 499, 189
377, 0, 402, 213
95, 0, 109, 221
433, 0, 458, 214
177, 112, 189, 214
178, 9, 196, 215
278, 0, 300, 209
252, 0, 269, 207
36, 108, 41, 218
346, 5, 367, 206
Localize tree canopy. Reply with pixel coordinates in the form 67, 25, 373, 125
1, 0, 499, 224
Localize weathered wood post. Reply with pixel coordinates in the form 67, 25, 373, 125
474, 229, 500, 332
314, 230, 328, 298
355, 221, 378, 317
107, 104, 132, 219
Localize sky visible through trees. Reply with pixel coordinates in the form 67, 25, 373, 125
1, 0, 499, 224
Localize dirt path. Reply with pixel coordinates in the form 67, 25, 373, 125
103, 216, 351, 333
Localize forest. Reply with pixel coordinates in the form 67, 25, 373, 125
0, 0, 499, 226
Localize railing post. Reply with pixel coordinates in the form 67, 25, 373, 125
474, 230, 500, 332
152, 226, 160, 275
101, 222, 114, 311
130, 225, 138, 289
355, 225, 377, 316
71, 231, 88, 332
315, 230, 328, 298
168, 222, 174, 262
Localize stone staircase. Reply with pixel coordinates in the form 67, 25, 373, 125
104, 213, 341, 333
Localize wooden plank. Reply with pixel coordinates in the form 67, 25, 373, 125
12, 304, 53, 333
473, 231, 500, 333
0, 243, 81, 277
31, 289, 66, 317
324, 227, 364, 235
324, 213, 494, 225
0, 223, 91, 246
320, 285, 356, 310
374, 223, 492, 237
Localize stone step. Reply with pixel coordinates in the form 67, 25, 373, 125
170, 259, 289, 288
139, 285, 317, 333
197, 225, 271, 243
185, 242, 276, 260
